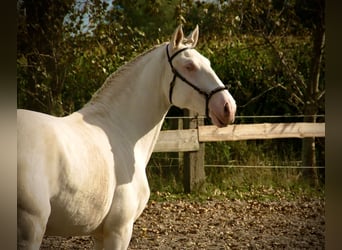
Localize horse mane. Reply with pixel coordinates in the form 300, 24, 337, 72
88, 43, 166, 105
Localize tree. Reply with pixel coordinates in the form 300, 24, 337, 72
17, 0, 151, 115
229, 0, 325, 184
297, 0, 325, 185
17, 0, 74, 115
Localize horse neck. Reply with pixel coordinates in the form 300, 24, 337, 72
77, 44, 171, 165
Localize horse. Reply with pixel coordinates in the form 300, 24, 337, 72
17, 25, 237, 250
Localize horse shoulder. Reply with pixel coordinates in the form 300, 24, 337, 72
18, 110, 62, 194
18, 110, 116, 234
49, 114, 116, 212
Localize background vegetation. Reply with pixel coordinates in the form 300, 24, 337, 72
17, 0, 325, 195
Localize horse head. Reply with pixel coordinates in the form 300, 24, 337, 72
166, 25, 236, 127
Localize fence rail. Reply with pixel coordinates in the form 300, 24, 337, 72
153, 122, 325, 152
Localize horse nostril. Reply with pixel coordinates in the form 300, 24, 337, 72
224, 103, 229, 114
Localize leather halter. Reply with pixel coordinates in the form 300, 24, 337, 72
166, 44, 228, 117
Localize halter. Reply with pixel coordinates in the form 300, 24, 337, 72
166, 44, 228, 117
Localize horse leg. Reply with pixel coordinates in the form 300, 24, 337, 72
91, 220, 133, 250
17, 201, 50, 250
100, 184, 141, 250
103, 220, 134, 250
17, 172, 51, 250
93, 235, 104, 250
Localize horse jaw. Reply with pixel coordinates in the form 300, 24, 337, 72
208, 91, 236, 128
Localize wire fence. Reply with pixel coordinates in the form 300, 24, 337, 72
149, 156, 325, 169
164, 114, 325, 119
148, 164, 325, 169
204, 165, 325, 169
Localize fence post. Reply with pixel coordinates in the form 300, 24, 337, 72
183, 110, 205, 193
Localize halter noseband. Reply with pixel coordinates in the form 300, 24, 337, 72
166, 44, 228, 117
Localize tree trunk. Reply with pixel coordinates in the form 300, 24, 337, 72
301, 103, 318, 186
301, 8, 325, 186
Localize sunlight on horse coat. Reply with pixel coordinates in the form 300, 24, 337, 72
17, 25, 236, 250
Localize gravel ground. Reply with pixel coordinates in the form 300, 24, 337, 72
41, 195, 324, 249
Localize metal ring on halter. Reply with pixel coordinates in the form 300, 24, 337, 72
166, 44, 228, 117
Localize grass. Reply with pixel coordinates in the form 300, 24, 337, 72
147, 138, 325, 202
147, 167, 324, 202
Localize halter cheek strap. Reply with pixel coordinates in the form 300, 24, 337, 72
166, 44, 228, 117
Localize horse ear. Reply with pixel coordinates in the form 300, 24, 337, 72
170, 24, 184, 50
186, 25, 199, 48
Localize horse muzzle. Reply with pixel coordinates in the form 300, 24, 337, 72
208, 92, 236, 128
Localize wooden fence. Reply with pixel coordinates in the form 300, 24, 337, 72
152, 122, 325, 192
154, 122, 325, 152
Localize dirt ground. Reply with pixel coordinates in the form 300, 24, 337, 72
41, 196, 324, 249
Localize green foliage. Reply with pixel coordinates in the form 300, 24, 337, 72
17, 0, 324, 116
17, 0, 325, 193
197, 35, 319, 118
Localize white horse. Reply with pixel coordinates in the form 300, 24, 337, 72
17, 25, 236, 250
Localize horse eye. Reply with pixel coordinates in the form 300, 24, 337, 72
185, 62, 196, 72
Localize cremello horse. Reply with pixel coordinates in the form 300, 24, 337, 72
17, 25, 236, 250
